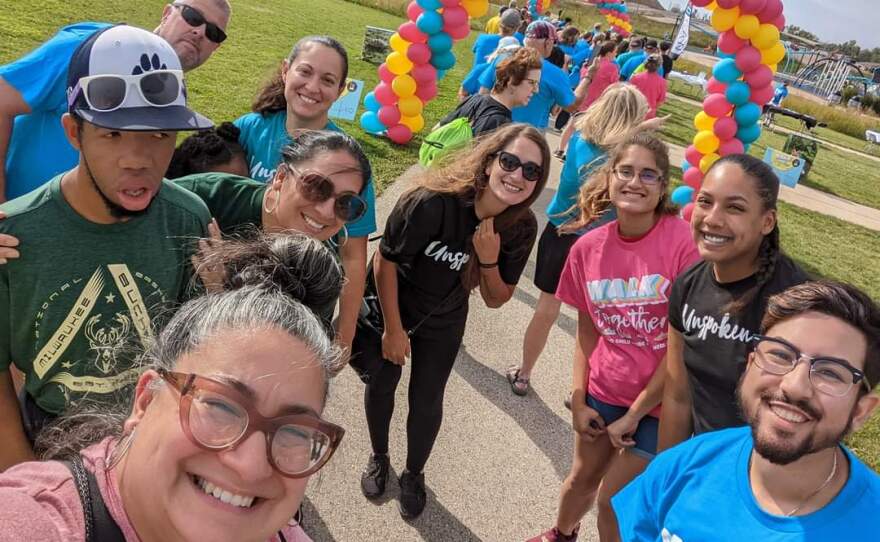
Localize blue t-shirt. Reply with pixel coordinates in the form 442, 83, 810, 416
615, 49, 641, 68
772, 85, 788, 105
1, 22, 111, 200
613, 427, 880, 541
233, 110, 377, 237
479, 58, 575, 129
620, 51, 647, 80
472, 34, 502, 67
546, 136, 607, 227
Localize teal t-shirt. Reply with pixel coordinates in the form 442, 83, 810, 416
0, 176, 210, 414
233, 111, 377, 237
546, 136, 607, 227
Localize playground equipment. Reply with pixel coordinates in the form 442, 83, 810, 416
790, 55, 870, 99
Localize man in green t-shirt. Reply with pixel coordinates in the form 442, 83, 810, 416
0, 25, 214, 470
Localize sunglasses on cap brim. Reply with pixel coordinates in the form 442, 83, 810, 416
69, 70, 184, 112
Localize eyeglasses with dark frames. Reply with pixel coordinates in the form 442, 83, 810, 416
612, 166, 663, 185
158, 368, 344, 478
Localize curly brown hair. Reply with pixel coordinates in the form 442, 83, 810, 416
493, 48, 543, 93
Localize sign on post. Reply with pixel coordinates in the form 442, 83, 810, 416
329, 79, 365, 121
762, 148, 805, 188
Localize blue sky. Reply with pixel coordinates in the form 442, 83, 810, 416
661, 0, 879, 49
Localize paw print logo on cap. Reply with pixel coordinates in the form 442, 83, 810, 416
132, 53, 168, 76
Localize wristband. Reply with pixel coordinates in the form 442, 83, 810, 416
478, 261, 498, 269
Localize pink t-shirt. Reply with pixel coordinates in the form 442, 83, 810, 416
629, 71, 667, 119
0, 438, 311, 542
579, 58, 620, 111
556, 215, 700, 417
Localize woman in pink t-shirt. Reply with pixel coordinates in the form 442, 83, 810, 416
530, 132, 699, 542
629, 54, 668, 119
0, 236, 346, 542
555, 42, 619, 159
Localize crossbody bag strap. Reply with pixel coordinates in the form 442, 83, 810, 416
64, 457, 126, 542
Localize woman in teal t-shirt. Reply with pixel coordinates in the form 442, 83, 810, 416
234, 36, 377, 352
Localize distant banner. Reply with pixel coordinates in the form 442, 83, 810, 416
329, 79, 365, 121
763, 148, 805, 188
671, 3, 693, 57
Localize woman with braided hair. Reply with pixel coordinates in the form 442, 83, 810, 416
658, 153, 810, 452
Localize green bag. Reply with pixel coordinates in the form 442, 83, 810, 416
418, 116, 474, 167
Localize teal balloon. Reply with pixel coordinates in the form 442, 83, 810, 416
431, 50, 456, 70
417, 0, 442, 9
716, 49, 735, 59
363, 91, 380, 113
734, 102, 761, 126
725, 81, 751, 106
360, 111, 385, 134
712, 58, 742, 83
737, 123, 762, 144
682, 161, 691, 172
671, 186, 695, 206
437, 69, 448, 80
417, 11, 444, 35
428, 32, 453, 53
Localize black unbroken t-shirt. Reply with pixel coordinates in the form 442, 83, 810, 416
668, 255, 810, 435
370, 189, 536, 336
439, 94, 513, 137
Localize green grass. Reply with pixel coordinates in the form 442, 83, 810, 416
5, 0, 880, 470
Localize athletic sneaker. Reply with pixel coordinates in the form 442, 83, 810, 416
398, 470, 427, 519
528, 525, 579, 542
360, 453, 390, 499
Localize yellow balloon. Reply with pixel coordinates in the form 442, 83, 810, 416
400, 114, 425, 133
693, 130, 720, 155
389, 33, 410, 55
397, 95, 423, 116
734, 14, 760, 40
392, 74, 417, 98
751, 24, 780, 50
711, 7, 740, 32
706, 0, 718, 9
462, 0, 489, 18
768, 62, 778, 72
761, 41, 786, 65
699, 152, 721, 174
694, 111, 717, 132
386, 52, 413, 75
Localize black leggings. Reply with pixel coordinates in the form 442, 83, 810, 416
363, 321, 466, 474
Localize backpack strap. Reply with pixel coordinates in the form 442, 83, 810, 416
64, 457, 126, 542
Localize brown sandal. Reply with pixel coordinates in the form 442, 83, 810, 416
506, 366, 530, 396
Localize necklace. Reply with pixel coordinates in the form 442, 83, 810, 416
785, 448, 838, 516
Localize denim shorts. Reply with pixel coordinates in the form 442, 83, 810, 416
586, 394, 659, 460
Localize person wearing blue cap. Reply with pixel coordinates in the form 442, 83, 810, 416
0, 25, 213, 470
0, 0, 230, 202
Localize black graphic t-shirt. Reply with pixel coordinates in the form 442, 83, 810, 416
371, 189, 536, 337
668, 255, 810, 434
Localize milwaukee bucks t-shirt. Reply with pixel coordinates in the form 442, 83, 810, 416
0, 175, 210, 414
668, 256, 810, 434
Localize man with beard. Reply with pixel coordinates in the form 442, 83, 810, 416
0, 25, 212, 470
612, 280, 880, 540
0, 0, 230, 202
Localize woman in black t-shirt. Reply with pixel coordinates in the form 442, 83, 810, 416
659, 154, 810, 451
353, 123, 549, 519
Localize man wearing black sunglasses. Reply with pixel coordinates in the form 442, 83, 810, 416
0, 0, 230, 203
613, 280, 880, 541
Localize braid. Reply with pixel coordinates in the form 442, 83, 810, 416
725, 224, 779, 314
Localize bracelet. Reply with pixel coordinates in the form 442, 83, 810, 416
478, 261, 498, 269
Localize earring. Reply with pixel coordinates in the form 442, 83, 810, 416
330, 224, 349, 249
107, 427, 137, 470
264, 188, 280, 215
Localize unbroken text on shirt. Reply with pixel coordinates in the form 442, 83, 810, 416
680, 303, 755, 343
424, 241, 470, 271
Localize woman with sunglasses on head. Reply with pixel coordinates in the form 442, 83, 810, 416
530, 132, 699, 542
0, 233, 345, 542
354, 124, 549, 519
233, 35, 376, 354
658, 155, 809, 452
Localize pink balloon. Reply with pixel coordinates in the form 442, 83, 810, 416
735, 46, 762, 73
411, 63, 438, 84
445, 22, 471, 40
683, 168, 704, 190
682, 203, 696, 222
375, 83, 397, 106
715, 0, 741, 8
378, 63, 395, 84
685, 145, 703, 168
399, 21, 428, 44
757, 0, 783, 22
718, 138, 745, 156
407, 43, 431, 65
704, 93, 734, 117
406, 1, 423, 21
771, 14, 785, 31
713, 117, 739, 140
442, 6, 468, 28
750, 83, 775, 105
440, 0, 459, 6
415, 82, 438, 101
718, 31, 747, 55
387, 123, 413, 144
691, 0, 713, 6
739, 0, 766, 14
744, 64, 773, 88
706, 77, 728, 95
378, 105, 401, 127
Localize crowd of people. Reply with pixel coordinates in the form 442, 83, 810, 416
0, 1, 878, 541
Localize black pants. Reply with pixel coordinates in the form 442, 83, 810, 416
18, 388, 57, 445
363, 320, 466, 474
